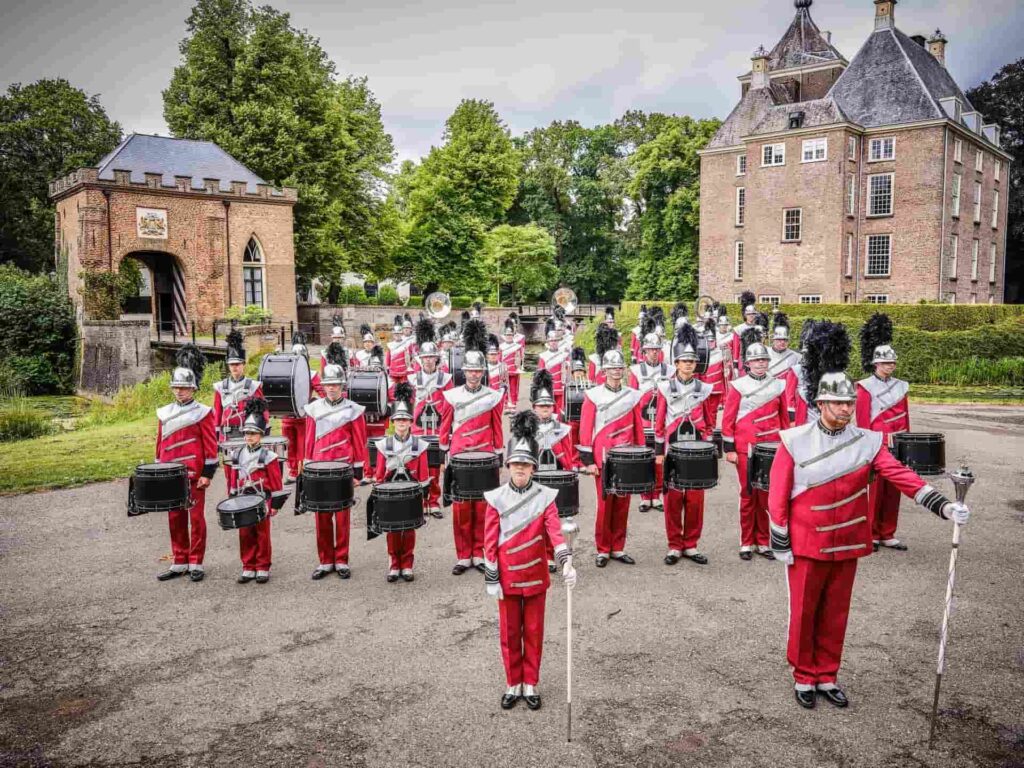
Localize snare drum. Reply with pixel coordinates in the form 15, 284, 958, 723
535, 470, 579, 518
421, 434, 443, 468
891, 432, 945, 476
217, 494, 267, 530
262, 436, 288, 459
219, 438, 246, 461
449, 451, 501, 501
130, 462, 190, 513
258, 354, 311, 416
301, 461, 355, 512
665, 441, 719, 491
370, 481, 425, 532
605, 445, 656, 495
348, 370, 388, 415
748, 442, 779, 492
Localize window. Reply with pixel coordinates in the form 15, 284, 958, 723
869, 137, 895, 161
865, 294, 889, 304
762, 143, 785, 166
951, 174, 961, 217
993, 191, 1000, 228
242, 237, 265, 308
866, 234, 892, 276
868, 173, 893, 216
801, 138, 827, 162
948, 234, 959, 278
971, 239, 979, 280
994, 159, 1001, 181
990, 243, 997, 282
970, 292, 977, 304
799, 295, 822, 304
734, 241, 744, 280
953, 138, 963, 163
975, 150, 984, 173
735, 187, 746, 226
989, 294, 995, 305
783, 208, 802, 241
736, 155, 747, 176
843, 293, 852, 303
846, 174, 856, 215
759, 295, 781, 308
946, 292, 957, 304
848, 136, 858, 160
973, 182, 982, 223
845, 233, 854, 277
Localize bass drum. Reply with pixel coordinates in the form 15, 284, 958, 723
448, 345, 466, 387
562, 384, 589, 423
748, 442, 780, 492
535, 470, 579, 518
348, 370, 388, 415
258, 354, 311, 416
694, 336, 710, 375
891, 432, 945, 476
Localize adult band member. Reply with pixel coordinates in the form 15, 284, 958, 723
500, 317, 523, 411
372, 383, 429, 583
437, 322, 458, 372
722, 328, 790, 560
715, 312, 736, 383
212, 329, 266, 440
662, 304, 689, 365
769, 321, 969, 709
155, 344, 219, 582
654, 324, 713, 566
589, 324, 619, 385
486, 334, 509, 411
364, 345, 391, 441
353, 324, 376, 368
225, 398, 283, 584
385, 314, 416, 385
856, 312, 911, 551
566, 346, 589, 449
280, 333, 324, 483
319, 316, 351, 371
767, 312, 799, 383
483, 412, 577, 710
536, 320, 568, 417
579, 347, 644, 567
697, 315, 727, 428
730, 291, 758, 376
629, 330, 669, 513
301, 361, 368, 580
783, 320, 819, 427
440, 320, 504, 575
630, 304, 648, 362
411, 317, 451, 518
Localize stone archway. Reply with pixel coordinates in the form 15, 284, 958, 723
122, 251, 188, 335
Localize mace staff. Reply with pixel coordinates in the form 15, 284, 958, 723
562, 515, 578, 743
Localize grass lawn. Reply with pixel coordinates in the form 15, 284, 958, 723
910, 384, 1024, 404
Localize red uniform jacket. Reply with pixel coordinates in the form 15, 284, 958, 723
536, 419, 581, 471
629, 361, 669, 431
578, 385, 645, 468
588, 355, 609, 386
439, 385, 504, 454
769, 422, 947, 561
536, 349, 568, 395
385, 337, 416, 380
855, 376, 910, 434
411, 370, 453, 436
500, 340, 521, 375
721, 374, 790, 454
767, 348, 800, 382
783, 364, 817, 426
372, 434, 430, 483
629, 327, 643, 362
654, 377, 713, 449
729, 323, 752, 371
302, 397, 369, 473
483, 482, 568, 596
155, 400, 219, 481
697, 342, 727, 396
212, 377, 266, 437
225, 444, 284, 499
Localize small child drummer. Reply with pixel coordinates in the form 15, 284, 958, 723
226, 397, 285, 584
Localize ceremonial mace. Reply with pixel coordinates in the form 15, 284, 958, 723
562, 514, 579, 743
928, 464, 974, 749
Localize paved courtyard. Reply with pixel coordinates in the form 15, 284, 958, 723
1, 404, 1022, 767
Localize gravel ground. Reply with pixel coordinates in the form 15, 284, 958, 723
1, 404, 1022, 767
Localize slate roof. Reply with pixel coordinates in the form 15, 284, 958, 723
707, 87, 785, 149
767, 6, 845, 70
749, 96, 848, 135
96, 134, 268, 193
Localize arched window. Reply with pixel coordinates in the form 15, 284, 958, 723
242, 237, 265, 308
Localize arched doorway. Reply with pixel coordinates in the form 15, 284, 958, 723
122, 251, 188, 335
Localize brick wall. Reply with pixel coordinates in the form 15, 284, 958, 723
79, 320, 152, 396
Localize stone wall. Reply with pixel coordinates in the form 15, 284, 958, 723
79, 320, 152, 396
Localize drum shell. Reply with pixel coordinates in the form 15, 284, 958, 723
563, 386, 587, 423
349, 371, 388, 415
371, 482, 425, 532
421, 435, 443, 468
535, 470, 579, 518
712, 428, 724, 459
665, 441, 719, 491
133, 463, 190, 512
606, 446, 656, 495
748, 442, 780, 492
695, 337, 710, 376
450, 451, 501, 500
449, 346, 466, 387
302, 461, 355, 511
644, 429, 657, 451
217, 494, 267, 530
367, 438, 379, 473
891, 432, 945, 476
258, 354, 311, 416
262, 436, 288, 459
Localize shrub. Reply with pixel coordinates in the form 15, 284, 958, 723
927, 357, 1024, 386
0, 397, 54, 442
224, 304, 274, 325
377, 285, 400, 306
340, 284, 368, 305
84, 364, 220, 427
81, 265, 143, 320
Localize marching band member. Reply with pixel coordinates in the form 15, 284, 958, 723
630, 305, 648, 361
281, 333, 324, 483
500, 317, 522, 411
589, 324, 619, 385
411, 318, 451, 518
697, 315, 727, 428
629, 329, 670, 513
715, 311, 736, 378
372, 382, 429, 583
783, 320, 819, 426
470, 301, 483, 319
483, 411, 576, 711
385, 314, 416, 385
767, 312, 799, 383
353, 324, 376, 368
662, 303, 689, 364
364, 345, 391, 441
319, 315, 350, 371
155, 344, 219, 582
440, 320, 505, 575
536, 320, 568, 417
509, 312, 526, 347
655, 323, 713, 565
438, 322, 458, 373
486, 333, 509, 411
212, 329, 266, 440
566, 346, 589, 449
722, 327, 790, 560
730, 291, 758, 375
301, 360, 368, 580
649, 306, 667, 364
856, 313, 911, 552
579, 346, 644, 567
769, 321, 968, 709
225, 397, 285, 584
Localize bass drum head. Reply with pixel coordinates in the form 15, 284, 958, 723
349, 372, 387, 413
695, 336, 710, 375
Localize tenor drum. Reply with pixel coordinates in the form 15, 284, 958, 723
421, 434, 443, 468
371, 481, 425, 532
218, 438, 246, 460
891, 432, 945, 476
262, 436, 288, 459
605, 445, 656, 495
665, 441, 719, 491
131, 462, 190, 513
562, 384, 589, 423
301, 461, 355, 512
535, 470, 579, 518
694, 336, 711, 375
217, 494, 267, 530
748, 442, 780, 492
449, 346, 466, 387
449, 451, 501, 500
258, 354, 311, 416
348, 370, 388, 415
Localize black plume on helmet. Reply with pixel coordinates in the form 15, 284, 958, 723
740, 291, 756, 310
798, 319, 818, 349
175, 343, 206, 382
773, 311, 790, 334
324, 342, 349, 370
359, 323, 372, 338
463, 318, 488, 354
804, 321, 851, 403
571, 346, 586, 365
291, 331, 307, 346
595, 324, 619, 357
740, 327, 762, 359
415, 316, 435, 345
671, 302, 688, 323
393, 381, 414, 408
532, 369, 554, 401
244, 395, 269, 419
675, 321, 700, 349
859, 312, 894, 372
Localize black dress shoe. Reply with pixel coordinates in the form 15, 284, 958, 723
452, 564, 468, 575
818, 687, 849, 708
387, 573, 400, 583
157, 569, 186, 581
872, 541, 880, 552
794, 689, 816, 709
524, 693, 542, 711
474, 562, 486, 573
880, 540, 908, 551
739, 551, 753, 561
612, 553, 636, 565
237, 573, 255, 584
595, 555, 609, 568
756, 549, 776, 561
189, 569, 205, 582
337, 567, 351, 580
683, 552, 709, 565
311, 568, 331, 580
664, 553, 680, 566
500, 693, 519, 710
401, 572, 415, 582
254, 574, 270, 584
548, 562, 557, 573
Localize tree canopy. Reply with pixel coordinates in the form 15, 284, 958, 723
479, 223, 557, 304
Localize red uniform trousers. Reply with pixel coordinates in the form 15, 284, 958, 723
169, 483, 207, 565
594, 476, 630, 555
641, 462, 663, 503
239, 517, 272, 571
281, 417, 305, 477
507, 373, 521, 409
786, 557, 858, 686
314, 509, 350, 566
453, 499, 486, 561
569, 420, 581, 452
498, 592, 547, 687
870, 477, 902, 541
703, 393, 723, 429
663, 488, 705, 551
735, 452, 770, 548
553, 391, 565, 421
425, 464, 442, 507
387, 530, 416, 571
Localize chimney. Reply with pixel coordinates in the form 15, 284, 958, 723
874, 0, 895, 31
751, 45, 770, 90
823, 30, 832, 44
927, 29, 948, 67
910, 34, 926, 47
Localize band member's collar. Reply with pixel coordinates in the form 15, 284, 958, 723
816, 419, 847, 437
179, 398, 195, 406
465, 384, 482, 393
604, 382, 623, 393
327, 396, 345, 406
873, 373, 890, 382
509, 479, 534, 494
748, 372, 767, 381
230, 374, 245, 382
676, 374, 694, 384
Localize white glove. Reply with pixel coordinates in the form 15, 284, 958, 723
562, 562, 577, 589
774, 549, 794, 566
486, 582, 503, 601
942, 502, 970, 526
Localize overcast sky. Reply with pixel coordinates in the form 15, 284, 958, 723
2, 0, 1020, 164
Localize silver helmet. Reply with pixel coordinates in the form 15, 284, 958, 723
642, 332, 662, 350
744, 342, 770, 363
391, 382, 414, 420
417, 341, 440, 358
170, 367, 199, 389
816, 372, 857, 403
463, 349, 486, 371
872, 344, 898, 364
321, 363, 346, 386
716, 314, 731, 330
601, 349, 626, 369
